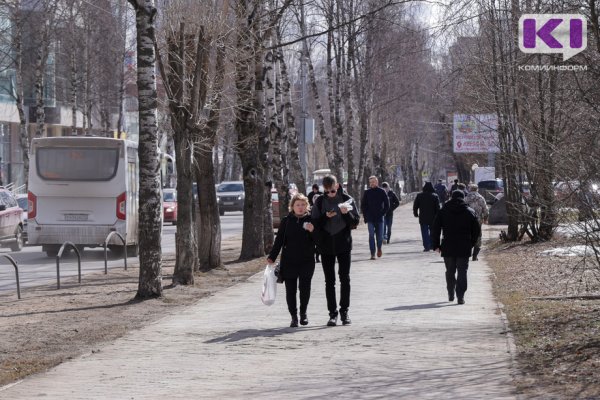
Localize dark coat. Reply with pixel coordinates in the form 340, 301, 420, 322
431, 198, 481, 257
386, 190, 400, 217
312, 189, 360, 255
308, 190, 322, 206
413, 182, 439, 225
361, 187, 390, 222
268, 212, 315, 279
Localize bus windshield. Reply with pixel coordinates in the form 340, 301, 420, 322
37, 147, 119, 181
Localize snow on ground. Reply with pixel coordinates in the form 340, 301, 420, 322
540, 245, 597, 257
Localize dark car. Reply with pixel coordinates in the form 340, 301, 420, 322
0, 188, 24, 251
478, 179, 504, 204
216, 181, 245, 215
162, 189, 177, 225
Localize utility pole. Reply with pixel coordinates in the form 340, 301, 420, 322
299, 0, 308, 188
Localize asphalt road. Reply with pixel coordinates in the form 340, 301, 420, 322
0, 211, 243, 293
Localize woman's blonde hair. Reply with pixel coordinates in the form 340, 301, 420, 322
289, 193, 310, 212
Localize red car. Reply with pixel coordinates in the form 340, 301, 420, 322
0, 188, 24, 251
162, 189, 177, 225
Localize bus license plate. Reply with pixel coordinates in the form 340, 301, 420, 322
65, 214, 88, 221
223, 202, 234, 206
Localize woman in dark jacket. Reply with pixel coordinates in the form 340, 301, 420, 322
413, 182, 440, 251
267, 194, 316, 327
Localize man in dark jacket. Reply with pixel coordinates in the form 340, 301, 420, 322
307, 184, 322, 206
413, 182, 439, 251
381, 182, 400, 244
361, 176, 390, 259
431, 190, 481, 305
312, 175, 360, 326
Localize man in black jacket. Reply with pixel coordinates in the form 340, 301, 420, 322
413, 182, 439, 251
361, 176, 390, 259
312, 175, 360, 326
381, 182, 400, 244
431, 190, 481, 305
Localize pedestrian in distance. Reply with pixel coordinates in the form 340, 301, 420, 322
457, 182, 469, 197
307, 183, 322, 207
431, 190, 481, 305
434, 179, 449, 206
413, 182, 439, 252
312, 175, 360, 326
267, 194, 316, 328
361, 176, 390, 259
464, 184, 489, 261
381, 182, 400, 244
450, 179, 459, 192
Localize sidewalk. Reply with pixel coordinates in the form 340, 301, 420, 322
0, 204, 516, 399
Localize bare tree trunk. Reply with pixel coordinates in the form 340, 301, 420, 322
128, 0, 163, 298
325, 5, 343, 180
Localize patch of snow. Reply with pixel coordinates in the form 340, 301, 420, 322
540, 245, 596, 257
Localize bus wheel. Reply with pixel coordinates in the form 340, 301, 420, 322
108, 245, 125, 256
10, 226, 24, 252
127, 244, 139, 257
219, 210, 225, 216
43, 245, 60, 257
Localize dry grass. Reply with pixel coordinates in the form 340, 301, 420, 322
0, 237, 265, 386
486, 234, 600, 399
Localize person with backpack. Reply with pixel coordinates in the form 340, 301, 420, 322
312, 175, 360, 326
434, 179, 449, 206
381, 182, 400, 244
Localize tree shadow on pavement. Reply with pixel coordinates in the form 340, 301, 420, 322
205, 326, 328, 343
385, 302, 456, 311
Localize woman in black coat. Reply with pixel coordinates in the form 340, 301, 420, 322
267, 194, 316, 327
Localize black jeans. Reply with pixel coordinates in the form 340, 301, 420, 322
443, 256, 469, 299
284, 270, 315, 315
321, 252, 351, 315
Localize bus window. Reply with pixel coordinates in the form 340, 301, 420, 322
37, 147, 119, 181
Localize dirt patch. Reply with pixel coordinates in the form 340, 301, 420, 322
0, 237, 265, 387
486, 234, 600, 398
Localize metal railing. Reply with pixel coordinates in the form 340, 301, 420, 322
2, 255, 21, 299
56, 241, 81, 289
103, 232, 127, 273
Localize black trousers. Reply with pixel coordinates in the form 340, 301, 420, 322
284, 269, 315, 315
321, 252, 351, 315
443, 256, 469, 299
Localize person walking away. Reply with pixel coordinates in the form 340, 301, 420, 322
413, 182, 439, 251
361, 176, 390, 259
457, 182, 469, 197
450, 179, 459, 192
267, 194, 316, 327
464, 184, 489, 261
312, 175, 360, 326
308, 183, 322, 206
434, 179, 449, 207
431, 190, 481, 304
381, 182, 400, 244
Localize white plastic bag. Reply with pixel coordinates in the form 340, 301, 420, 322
338, 199, 354, 211
261, 264, 277, 306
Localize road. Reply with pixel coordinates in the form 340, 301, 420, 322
0, 212, 243, 293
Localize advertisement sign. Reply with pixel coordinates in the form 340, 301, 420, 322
453, 114, 500, 153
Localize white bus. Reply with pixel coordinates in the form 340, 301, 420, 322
27, 137, 139, 257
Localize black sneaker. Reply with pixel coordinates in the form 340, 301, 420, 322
457, 298, 465, 305
340, 310, 351, 325
290, 315, 299, 327
300, 313, 308, 326
327, 313, 338, 326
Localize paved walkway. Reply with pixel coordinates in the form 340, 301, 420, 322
0, 204, 516, 399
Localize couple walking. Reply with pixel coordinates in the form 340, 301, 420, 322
267, 175, 360, 328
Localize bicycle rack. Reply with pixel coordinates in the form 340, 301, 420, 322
103, 232, 127, 274
2, 255, 21, 299
56, 241, 81, 290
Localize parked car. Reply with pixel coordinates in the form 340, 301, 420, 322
271, 184, 299, 229
0, 188, 24, 251
162, 188, 177, 225
478, 179, 504, 204
16, 194, 28, 242
216, 181, 245, 215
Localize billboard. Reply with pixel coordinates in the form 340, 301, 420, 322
453, 114, 500, 153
